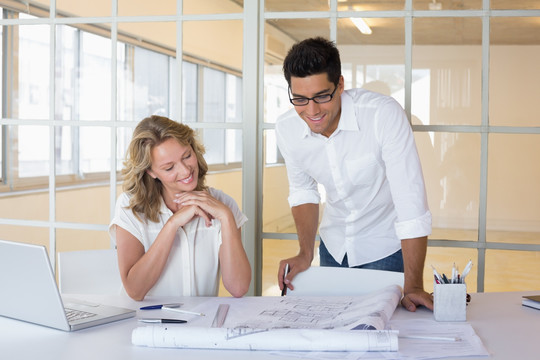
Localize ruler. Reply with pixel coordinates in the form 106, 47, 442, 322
211, 304, 230, 328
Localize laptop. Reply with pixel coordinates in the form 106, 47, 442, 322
0, 239, 135, 331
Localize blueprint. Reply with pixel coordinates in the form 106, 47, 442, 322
131, 285, 403, 351
233, 285, 402, 331
132, 326, 399, 351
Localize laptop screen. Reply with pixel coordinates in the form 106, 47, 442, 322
0, 239, 71, 330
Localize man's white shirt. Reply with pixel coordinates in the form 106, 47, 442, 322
275, 88, 431, 266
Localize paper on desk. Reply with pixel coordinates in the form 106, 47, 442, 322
131, 285, 403, 352
188, 285, 403, 331
262, 319, 489, 360
389, 319, 490, 359
132, 326, 399, 351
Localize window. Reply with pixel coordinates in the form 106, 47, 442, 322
0, 9, 242, 192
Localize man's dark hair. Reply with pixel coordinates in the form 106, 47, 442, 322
283, 37, 341, 87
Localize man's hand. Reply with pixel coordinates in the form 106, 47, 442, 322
401, 236, 432, 312
401, 288, 433, 312
278, 254, 312, 293
278, 203, 319, 294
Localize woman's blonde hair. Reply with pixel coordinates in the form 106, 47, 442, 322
122, 115, 208, 222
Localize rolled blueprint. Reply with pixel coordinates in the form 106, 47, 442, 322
132, 326, 398, 352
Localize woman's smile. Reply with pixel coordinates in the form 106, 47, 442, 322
179, 172, 194, 184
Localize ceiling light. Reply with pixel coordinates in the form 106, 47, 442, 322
429, 0, 442, 10
350, 17, 372, 35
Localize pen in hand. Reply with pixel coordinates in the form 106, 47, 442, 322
281, 263, 290, 296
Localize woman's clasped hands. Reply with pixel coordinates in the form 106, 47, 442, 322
172, 191, 230, 228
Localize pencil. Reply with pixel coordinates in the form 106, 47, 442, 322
400, 335, 461, 342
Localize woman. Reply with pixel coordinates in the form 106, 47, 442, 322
109, 115, 251, 300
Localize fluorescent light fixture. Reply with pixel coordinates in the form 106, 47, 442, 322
351, 17, 372, 35
429, 0, 442, 10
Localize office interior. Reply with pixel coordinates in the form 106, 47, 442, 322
0, 0, 539, 297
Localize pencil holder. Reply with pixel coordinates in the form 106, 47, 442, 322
433, 283, 467, 321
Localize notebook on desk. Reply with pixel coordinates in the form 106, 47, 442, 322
0, 239, 135, 331
522, 295, 540, 310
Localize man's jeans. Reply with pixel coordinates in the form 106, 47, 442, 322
319, 240, 404, 272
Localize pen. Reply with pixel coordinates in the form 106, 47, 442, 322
140, 303, 181, 310
138, 318, 187, 324
431, 265, 444, 284
442, 273, 449, 284
163, 306, 205, 316
461, 260, 473, 282
281, 263, 290, 296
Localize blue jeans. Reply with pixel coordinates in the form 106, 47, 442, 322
319, 240, 404, 272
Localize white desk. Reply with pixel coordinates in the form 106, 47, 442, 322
1, 291, 539, 359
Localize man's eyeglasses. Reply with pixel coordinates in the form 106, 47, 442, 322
288, 85, 338, 106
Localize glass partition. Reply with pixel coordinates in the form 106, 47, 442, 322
183, 0, 243, 14
489, 17, 540, 127
413, 0, 481, 10
485, 249, 540, 291
491, 0, 540, 10
56, 0, 111, 17
417, 132, 481, 242
412, 17, 482, 125
265, 0, 328, 12
487, 134, 540, 244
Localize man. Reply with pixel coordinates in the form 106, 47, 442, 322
275, 37, 433, 311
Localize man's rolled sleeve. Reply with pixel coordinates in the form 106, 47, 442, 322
288, 188, 321, 208
394, 210, 432, 240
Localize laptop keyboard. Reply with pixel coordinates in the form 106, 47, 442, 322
65, 307, 97, 322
